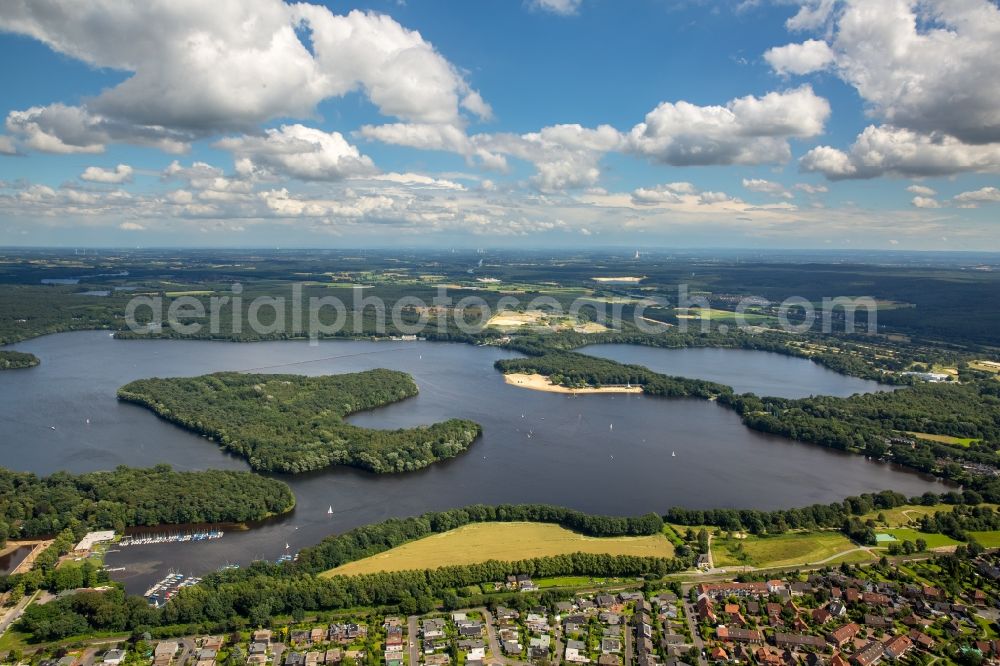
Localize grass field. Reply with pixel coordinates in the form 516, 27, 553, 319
905, 432, 980, 447
862, 503, 998, 528
321, 522, 675, 577
880, 528, 961, 549
712, 531, 866, 569
164, 290, 214, 297
968, 531, 1000, 548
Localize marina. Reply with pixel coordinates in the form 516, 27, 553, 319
119, 529, 223, 548
143, 572, 202, 607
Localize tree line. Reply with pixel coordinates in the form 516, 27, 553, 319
0, 464, 295, 540
118, 370, 482, 474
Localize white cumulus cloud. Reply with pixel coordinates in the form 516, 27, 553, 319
80, 164, 133, 184
627, 86, 830, 166
911, 196, 941, 208
742, 178, 793, 198
216, 125, 377, 181
953, 186, 1000, 207
0, 1, 488, 152
764, 39, 836, 76
800, 125, 1000, 180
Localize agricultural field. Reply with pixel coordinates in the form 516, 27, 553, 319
712, 531, 870, 569
321, 522, 675, 576
675, 306, 776, 324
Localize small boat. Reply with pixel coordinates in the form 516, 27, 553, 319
327, 506, 334, 515
671, 451, 676, 457
50, 425, 56, 430
609, 423, 613, 431
85, 418, 90, 424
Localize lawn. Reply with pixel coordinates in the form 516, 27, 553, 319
968, 531, 1000, 548
713, 531, 865, 569
905, 432, 980, 447
321, 522, 675, 577
862, 503, 998, 528
881, 529, 961, 549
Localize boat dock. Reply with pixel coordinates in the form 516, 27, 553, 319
119, 529, 223, 547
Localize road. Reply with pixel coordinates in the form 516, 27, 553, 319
0, 590, 38, 637
177, 638, 196, 666
478, 608, 504, 661
408, 615, 420, 666
624, 616, 633, 666
680, 585, 707, 666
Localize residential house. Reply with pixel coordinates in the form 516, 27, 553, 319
883, 636, 912, 660
716, 626, 764, 644
102, 651, 126, 666
827, 623, 862, 648
774, 633, 827, 649
566, 639, 590, 664
851, 642, 884, 666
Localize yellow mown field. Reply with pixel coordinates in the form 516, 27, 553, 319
322, 522, 674, 577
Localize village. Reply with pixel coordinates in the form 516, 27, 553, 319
21, 551, 1000, 666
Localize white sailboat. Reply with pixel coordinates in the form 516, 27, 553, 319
327, 506, 334, 515
671, 451, 676, 457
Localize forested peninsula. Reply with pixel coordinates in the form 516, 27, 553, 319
0, 350, 39, 370
117, 370, 482, 474
494, 351, 729, 398
0, 465, 295, 541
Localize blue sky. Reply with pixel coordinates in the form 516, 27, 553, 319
0, 0, 998, 249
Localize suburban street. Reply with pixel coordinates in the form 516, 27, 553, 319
681, 585, 708, 666
407, 615, 420, 666
0, 590, 38, 637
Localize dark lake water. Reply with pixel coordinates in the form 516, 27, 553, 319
0, 545, 33, 575
2, 331, 940, 592
579, 344, 891, 398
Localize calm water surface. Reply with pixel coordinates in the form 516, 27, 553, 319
2, 332, 939, 592
0, 545, 33, 575
580, 344, 891, 398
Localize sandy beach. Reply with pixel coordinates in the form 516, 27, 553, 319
503, 373, 643, 394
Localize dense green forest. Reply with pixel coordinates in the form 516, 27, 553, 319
0, 465, 295, 538
494, 351, 729, 398
0, 350, 38, 370
295, 504, 664, 573
118, 370, 482, 474
719, 379, 1000, 493
0, 285, 128, 344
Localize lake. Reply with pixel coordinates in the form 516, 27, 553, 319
579, 344, 891, 398
1, 331, 939, 592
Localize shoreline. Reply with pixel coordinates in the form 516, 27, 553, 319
503, 372, 643, 394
